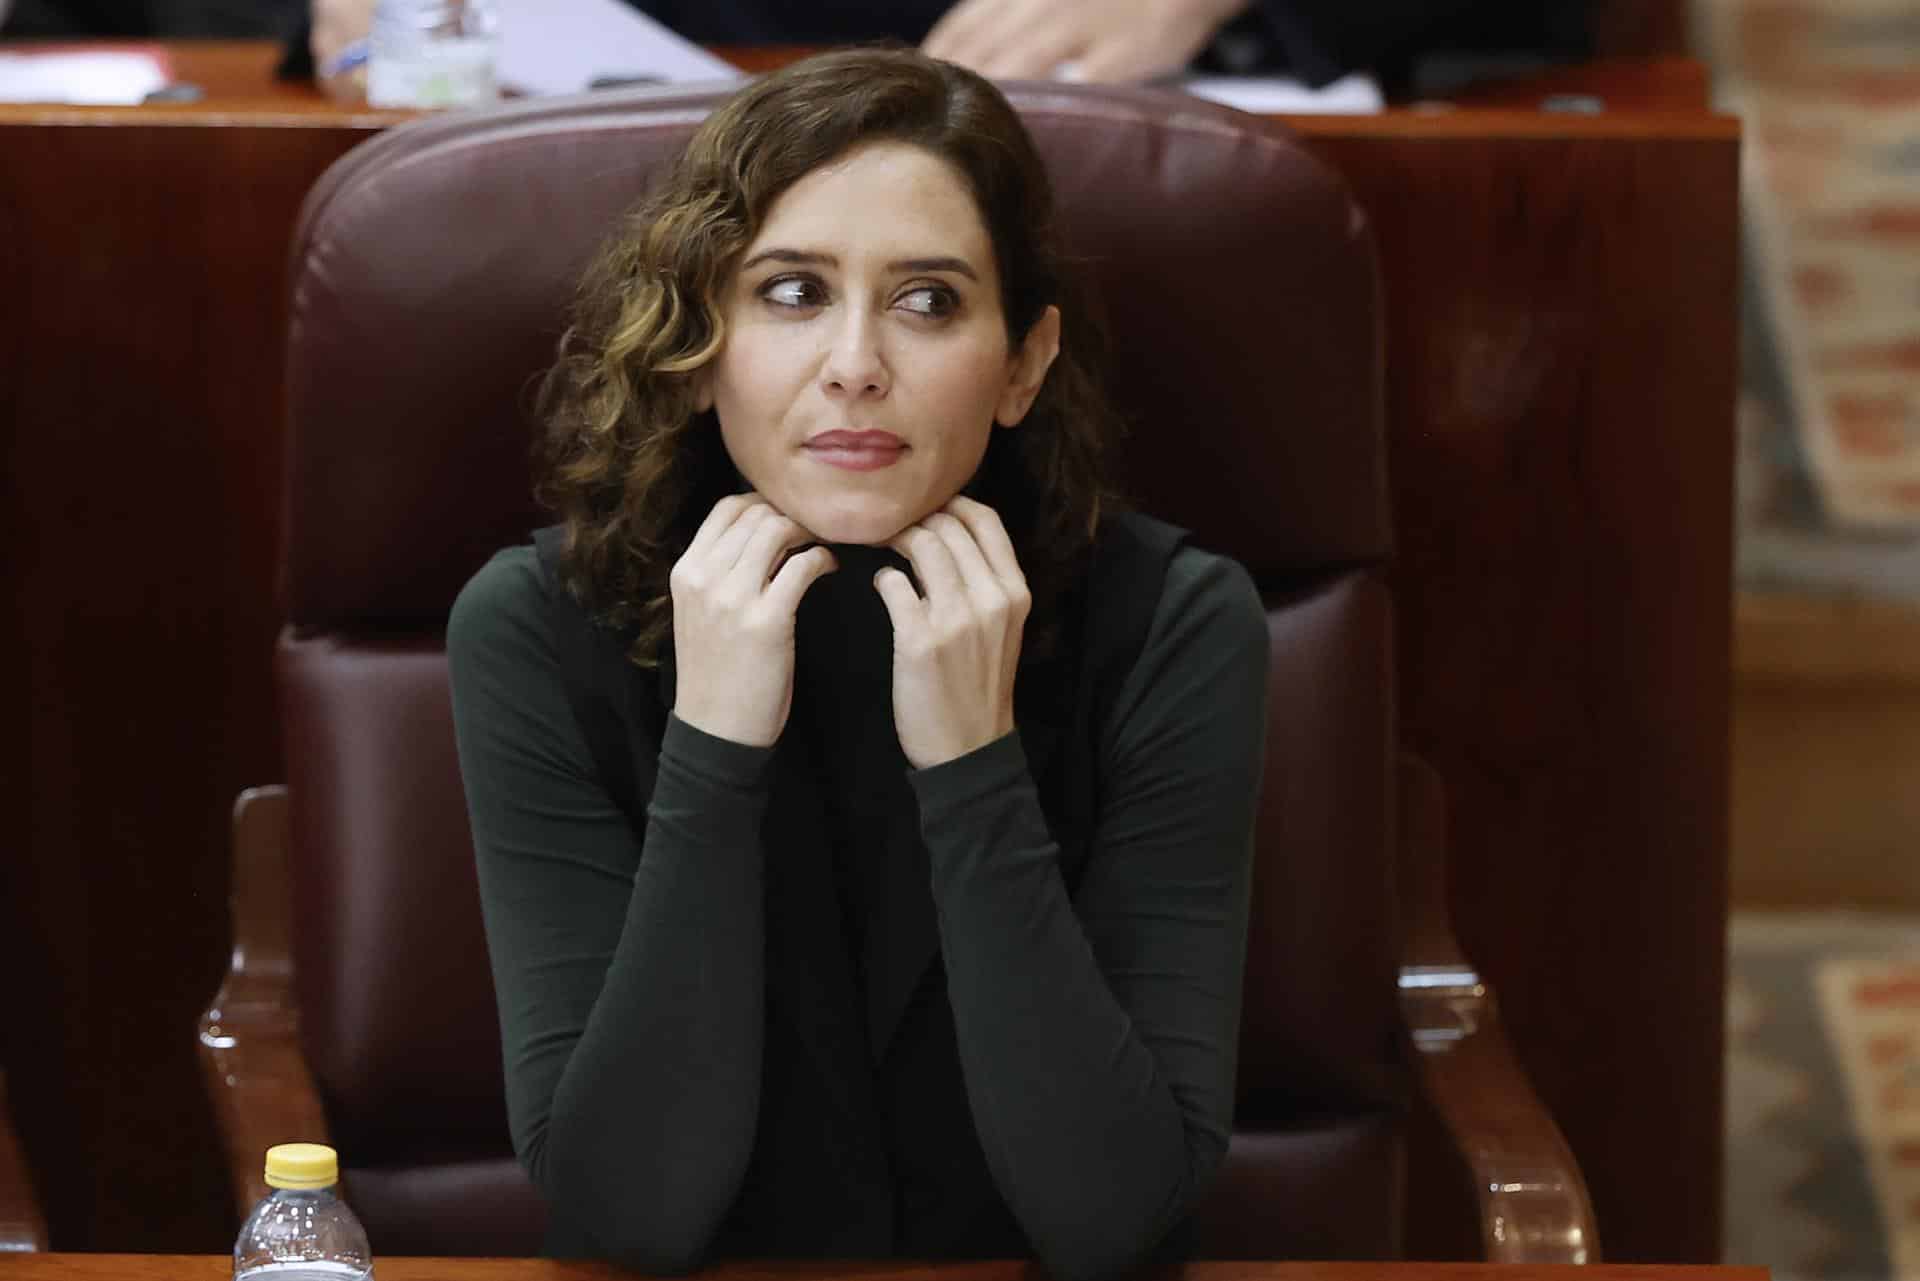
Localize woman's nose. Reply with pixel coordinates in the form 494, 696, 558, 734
820, 309, 889, 398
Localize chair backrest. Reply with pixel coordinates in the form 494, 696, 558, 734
278, 79, 1397, 1258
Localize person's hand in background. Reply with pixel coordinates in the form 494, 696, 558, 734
924, 0, 1251, 82
311, 0, 374, 98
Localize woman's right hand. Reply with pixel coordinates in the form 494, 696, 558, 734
667, 495, 837, 748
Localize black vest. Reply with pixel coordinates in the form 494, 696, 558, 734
532, 511, 1185, 1261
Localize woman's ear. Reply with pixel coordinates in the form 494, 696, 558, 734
995, 305, 1061, 428
693, 368, 715, 414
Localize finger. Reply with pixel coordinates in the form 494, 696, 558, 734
943, 496, 1023, 585
1073, 26, 1203, 83
704, 500, 773, 572
978, 22, 1087, 79
923, 0, 1007, 62
732, 510, 810, 587
934, 0, 1066, 77
890, 524, 967, 611
764, 545, 839, 616
923, 512, 1004, 609
685, 492, 760, 562
872, 566, 926, 632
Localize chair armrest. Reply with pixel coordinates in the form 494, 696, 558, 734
1397, 753, 1600, 1264
198, 785, 332, 1220
0, 1071, 48, 1251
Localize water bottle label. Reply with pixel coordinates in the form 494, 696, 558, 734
368, 37, 498, 108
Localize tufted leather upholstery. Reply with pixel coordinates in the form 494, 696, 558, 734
273, 79, 1399, 1259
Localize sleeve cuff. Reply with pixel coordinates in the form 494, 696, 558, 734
907, 729, 1030, 821
661, 713, 777, 794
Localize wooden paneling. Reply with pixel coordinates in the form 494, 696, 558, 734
0, 50, 1738, 1264
0, 117, 376, 1252
1296, 121, 1739, 1265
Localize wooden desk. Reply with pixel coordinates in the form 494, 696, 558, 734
0, 43, 1739, 1268
0, 1260, 1772, 1281
0, 40, 1717, 116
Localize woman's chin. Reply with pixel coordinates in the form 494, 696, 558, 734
788, 504, 916, 548
810, 528, 901, 548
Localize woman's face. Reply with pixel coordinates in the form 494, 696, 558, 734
699, 141, 1060, 546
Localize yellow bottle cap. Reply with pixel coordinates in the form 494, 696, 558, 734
264, 1143, 339, 1190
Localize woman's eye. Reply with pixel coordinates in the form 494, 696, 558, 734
762, 277, 825, 309
896, 286, 958, 318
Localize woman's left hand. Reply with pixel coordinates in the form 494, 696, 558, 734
875, 497, 1031, 770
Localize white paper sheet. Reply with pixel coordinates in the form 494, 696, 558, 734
1180, 72, 1382, 114
494, 0, 742, 97
0, 49, 170, 105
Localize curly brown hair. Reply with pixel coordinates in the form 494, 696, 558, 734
536, 45, 1123, 665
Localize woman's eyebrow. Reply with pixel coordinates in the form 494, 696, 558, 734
739, 248, 978, 281
740, 248, 833, 271
889, 256, 978, 281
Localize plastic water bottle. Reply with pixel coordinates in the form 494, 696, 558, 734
368, 0, 500, 109
233, 1144, 374, 1281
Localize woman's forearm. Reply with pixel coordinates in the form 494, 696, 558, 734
505, 717, 771, 1271
912, 734, 1237, 1281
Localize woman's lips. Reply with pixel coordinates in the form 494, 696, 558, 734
804, 431, 906, 472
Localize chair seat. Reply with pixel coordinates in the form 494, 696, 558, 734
1196, 1114, 1402, 1260
344, 1157, 547, 1256
345, 1113, 1402, 1261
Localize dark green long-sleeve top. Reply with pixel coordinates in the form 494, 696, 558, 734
445, 519, 1269, 1280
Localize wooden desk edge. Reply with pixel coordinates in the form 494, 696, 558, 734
0, 1259, 1773, 1280
1274, 109, 1737, 141
0, 38, 1737, 138
0, 102, 412, 128
0, 100, 1740, 141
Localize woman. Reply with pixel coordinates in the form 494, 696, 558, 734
447, 47, 1269, 1280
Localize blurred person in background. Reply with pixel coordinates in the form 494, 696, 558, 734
294, 0, 1596, 95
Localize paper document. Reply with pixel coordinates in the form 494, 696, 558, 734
0, 49, 170, 104
1180, 72, 1382, 114
495, 0, 742, 97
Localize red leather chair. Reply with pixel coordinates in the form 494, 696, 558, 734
200, 80, 1595, 1263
